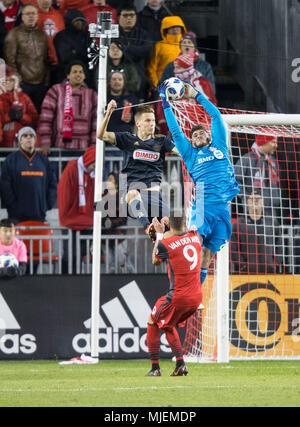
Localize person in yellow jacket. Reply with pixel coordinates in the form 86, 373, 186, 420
147, 15, 186, 88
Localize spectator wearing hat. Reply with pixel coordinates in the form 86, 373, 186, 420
0, 126, 57, 223
3, 3, 58, 113
0, 67, 39, 148
39, 60, 98, 154
53, 9, 91, 84
147, 15, 186, 88
138, 0, 170, 43
57, 146, 96, 273
230, 189, 284, 274
234, 134, 284, 221
159, 31, 216, 93
81, 0, 117, 26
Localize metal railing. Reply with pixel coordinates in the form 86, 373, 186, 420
13, 223, 300, 275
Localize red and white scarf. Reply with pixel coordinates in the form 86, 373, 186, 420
251, 143, 279, 187
77, 155, 95, 213
62, 82, 74, 143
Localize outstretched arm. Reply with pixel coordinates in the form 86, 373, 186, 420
158, 83, 194, 165
97, 100, 117, 145
184, 82, 227, 151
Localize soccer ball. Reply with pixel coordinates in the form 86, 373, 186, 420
0, 253, 19, 269
165, 77, 185, 101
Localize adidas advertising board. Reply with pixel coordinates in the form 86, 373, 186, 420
0, 275, 178, 360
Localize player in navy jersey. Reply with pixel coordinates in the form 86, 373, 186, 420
146, 209, 202, 377
159, 81, 240, 286
97, 99, 179, 238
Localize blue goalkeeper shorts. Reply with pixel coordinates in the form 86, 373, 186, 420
187, 202, 232, 254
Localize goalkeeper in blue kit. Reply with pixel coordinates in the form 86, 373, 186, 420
159, 81, 240, 286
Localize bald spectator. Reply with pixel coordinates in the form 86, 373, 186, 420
3, 3, 57, 112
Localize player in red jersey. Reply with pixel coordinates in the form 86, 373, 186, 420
146, 209, 202, 377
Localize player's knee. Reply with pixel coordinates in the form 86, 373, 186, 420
201, 247, 214, 268
126, 190, 140, 204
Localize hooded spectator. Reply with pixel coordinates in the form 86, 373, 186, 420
53, 9, 91, 84
147, 15, 186, 88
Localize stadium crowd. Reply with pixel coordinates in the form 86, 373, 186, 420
0, 0, 299, 276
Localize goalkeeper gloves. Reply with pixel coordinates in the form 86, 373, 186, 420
158, 82, 171, 109
182, 81, 200, 99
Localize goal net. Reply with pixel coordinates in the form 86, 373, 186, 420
171, 99, 300, 361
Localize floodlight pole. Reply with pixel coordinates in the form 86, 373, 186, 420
89, 12, 117, 359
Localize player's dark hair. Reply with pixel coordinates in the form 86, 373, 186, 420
0, 218, 15, 228
169, 209, 186, 231
134, 105, 155, 121
117, 3, 137, 16
191, 124, 211, 145
65, 60, 87, 78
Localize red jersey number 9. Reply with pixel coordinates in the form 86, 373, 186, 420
183, 245, 198, 271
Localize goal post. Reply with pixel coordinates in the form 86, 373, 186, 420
172, 99, 300, 362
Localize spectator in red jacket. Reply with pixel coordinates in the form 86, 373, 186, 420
0, 68, 39, 147
57, 146, 96, 273
81, 0, 117, 26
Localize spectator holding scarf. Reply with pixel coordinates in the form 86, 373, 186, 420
39, 60, 97, 154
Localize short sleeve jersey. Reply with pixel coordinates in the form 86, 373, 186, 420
115, 132, 174, 188
155, 230, 202, 307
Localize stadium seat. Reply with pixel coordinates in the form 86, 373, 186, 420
15, 221, 59, 272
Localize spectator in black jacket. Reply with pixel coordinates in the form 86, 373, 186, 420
0, 126, 57, 223
53, 9, 91, 85
117, 3, 153, 99
138, 0, 170, 43
0, 11, 7, 59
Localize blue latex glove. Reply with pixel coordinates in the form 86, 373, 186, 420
158, 82, 171, 109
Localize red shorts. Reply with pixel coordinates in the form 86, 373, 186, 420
150, 295, 198, 330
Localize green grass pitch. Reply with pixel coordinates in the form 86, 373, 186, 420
0, 360, 299, 407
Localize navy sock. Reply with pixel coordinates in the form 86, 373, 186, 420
200, 268, 208, 286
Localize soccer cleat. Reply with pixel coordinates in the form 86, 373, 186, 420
145, 223, 156, 242
170, 364, 189, 377
146, 368, 162, 377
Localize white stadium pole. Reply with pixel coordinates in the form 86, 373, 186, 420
89, 12, 114, 359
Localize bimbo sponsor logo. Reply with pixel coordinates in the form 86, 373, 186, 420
0, 293, 37, 355
72, 281, 171, 355
133, 149, 160, 162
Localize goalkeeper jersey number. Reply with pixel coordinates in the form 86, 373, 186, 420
163, 94, 240, 205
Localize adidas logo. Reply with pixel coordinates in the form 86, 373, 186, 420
0, 293, 36, 355
73, 281, 171, 355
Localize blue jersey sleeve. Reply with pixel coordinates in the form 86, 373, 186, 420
163, 107, 196, 169
195, 93, 227, 153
